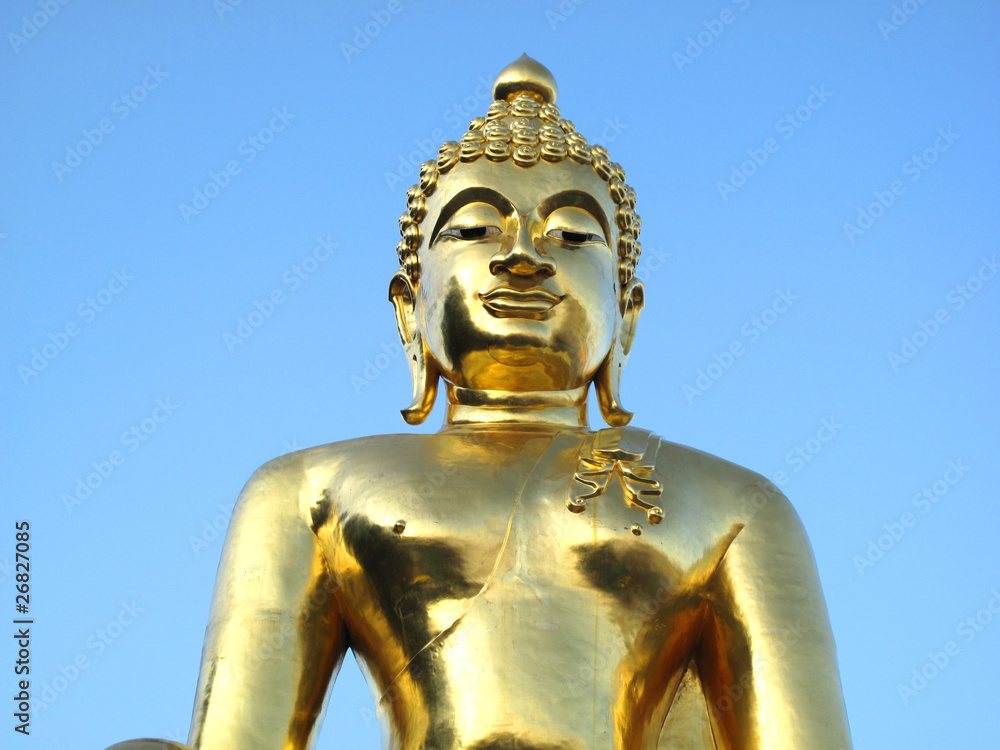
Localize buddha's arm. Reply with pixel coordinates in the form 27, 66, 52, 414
696, 488, 852, 749
188, 459, 348, 750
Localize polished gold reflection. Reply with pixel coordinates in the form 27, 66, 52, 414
109, 55, 851, 750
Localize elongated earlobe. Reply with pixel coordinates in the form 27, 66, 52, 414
400, 334, 438, 425
595, 278, 644, 427
389, 272, 439, 425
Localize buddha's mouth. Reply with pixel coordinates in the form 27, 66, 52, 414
479, 286, 563, 319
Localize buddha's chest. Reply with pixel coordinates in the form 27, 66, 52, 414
313, 431, 722, 748
321, 432, 696, 650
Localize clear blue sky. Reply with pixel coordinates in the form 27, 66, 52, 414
2, 1, 998, 747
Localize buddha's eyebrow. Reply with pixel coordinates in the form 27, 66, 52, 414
430, 187, 514, 244
537, 191, 611, 245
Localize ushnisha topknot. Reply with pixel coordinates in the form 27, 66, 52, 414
396, 54, 641, 295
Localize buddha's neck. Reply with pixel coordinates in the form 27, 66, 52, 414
443, 383, 589, 431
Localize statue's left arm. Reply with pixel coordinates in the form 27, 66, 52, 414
696, 486, 853, 749
186, 457, 348, 749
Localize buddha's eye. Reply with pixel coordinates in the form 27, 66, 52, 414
547, 229, 604, 244
440, 225, 501, 240
543, 206, 607, 246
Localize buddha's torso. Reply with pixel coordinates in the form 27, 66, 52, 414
299, 426, 765, 750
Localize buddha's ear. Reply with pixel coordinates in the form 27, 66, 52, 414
389, 270, 418, 344
617, 276, 644, 357
388, 271, 438, 425
595, 277, 644, 427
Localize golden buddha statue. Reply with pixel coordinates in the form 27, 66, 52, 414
108, 55, 852, 750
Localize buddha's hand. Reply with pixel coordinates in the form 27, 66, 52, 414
105, 740, 193, 750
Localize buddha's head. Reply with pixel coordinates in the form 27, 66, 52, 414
389, 55, 644, 428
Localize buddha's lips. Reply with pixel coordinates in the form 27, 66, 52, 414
480, 286, 563, 318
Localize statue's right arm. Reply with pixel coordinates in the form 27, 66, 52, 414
695, 483, 852, 749
187, 455, 348, 749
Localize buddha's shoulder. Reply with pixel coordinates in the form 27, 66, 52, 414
632, 426, 796, 523
232, 434, 434, 520
247, 433, 431, 482
646, 432, 768, 487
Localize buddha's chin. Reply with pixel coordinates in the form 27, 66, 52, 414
439, 329, 599, 391
488, 344, 544, 367
467, 344, 585, 393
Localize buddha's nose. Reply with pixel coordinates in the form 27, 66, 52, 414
489, 224, 555, 277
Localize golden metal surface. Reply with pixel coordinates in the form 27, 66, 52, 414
110, 55, 852, 749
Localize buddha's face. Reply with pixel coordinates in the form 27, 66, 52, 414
414, 158, 621, 392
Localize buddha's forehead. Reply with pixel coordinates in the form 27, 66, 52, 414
426, 158, 618, 227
